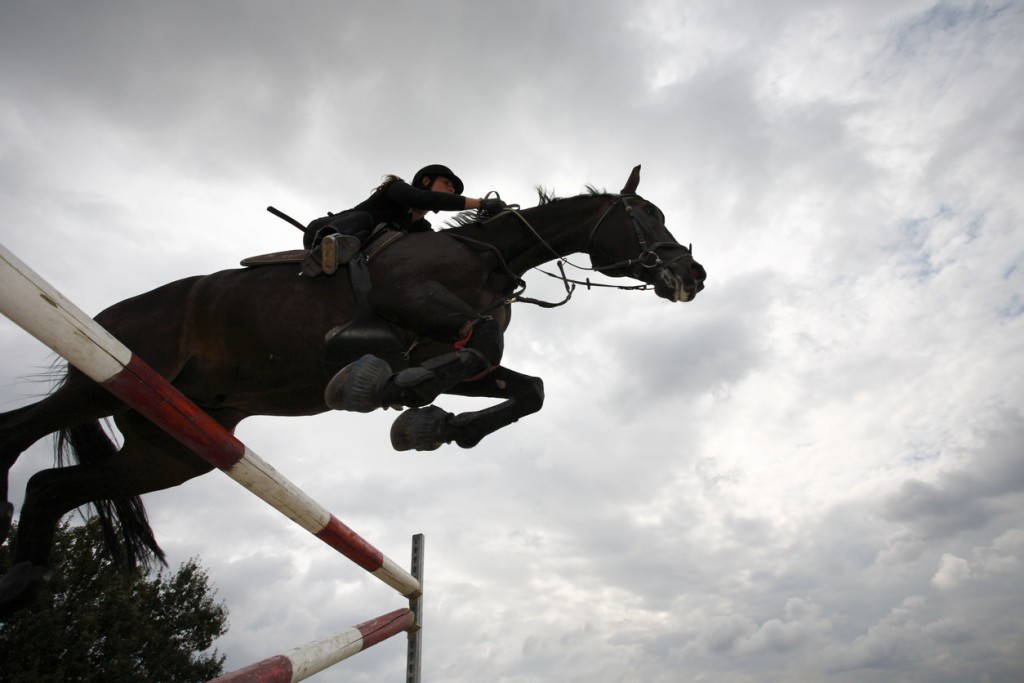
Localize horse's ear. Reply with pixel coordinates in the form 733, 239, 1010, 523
621, 165, 641, 194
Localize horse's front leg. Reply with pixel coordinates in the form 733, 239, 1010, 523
325, 309, 505, 413
389, 366, 545, 451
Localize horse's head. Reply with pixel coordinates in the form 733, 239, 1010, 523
586, 166, 707, 302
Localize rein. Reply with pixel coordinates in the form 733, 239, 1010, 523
478, 194, 689, 308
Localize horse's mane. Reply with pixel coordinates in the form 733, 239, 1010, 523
445, 185, 611, 229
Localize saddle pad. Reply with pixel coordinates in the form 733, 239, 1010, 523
239, 249, 307, 267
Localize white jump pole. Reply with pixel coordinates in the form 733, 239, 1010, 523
0, 241, 421, 598
209, 608, 416, 683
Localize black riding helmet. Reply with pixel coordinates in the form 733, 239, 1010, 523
412, 164, 464, 195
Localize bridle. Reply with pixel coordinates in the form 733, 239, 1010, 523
585, 193, 693, 274
474, 193, 695, 308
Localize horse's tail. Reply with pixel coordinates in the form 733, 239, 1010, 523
56, 421, 167, 569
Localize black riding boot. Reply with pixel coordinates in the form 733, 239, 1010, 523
301, 211, 374, 276
300, 231, 365, 277
321, 234, 362, 268
326, 212, 373, 263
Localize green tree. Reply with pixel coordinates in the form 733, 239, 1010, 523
0, 517, 228, 682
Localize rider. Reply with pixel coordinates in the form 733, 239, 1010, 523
315, 165, 510, 414
306, 164, 506, 266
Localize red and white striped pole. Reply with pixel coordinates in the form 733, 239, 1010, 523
209, 608, 416, 683
0, 242, 420, 598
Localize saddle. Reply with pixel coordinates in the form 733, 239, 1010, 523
238, 249, 306, 267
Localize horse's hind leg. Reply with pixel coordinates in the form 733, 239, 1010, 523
0, 404, 36, 539
0, 371, 125, 542
11, 409, 216, 567
0, 409, 219, 617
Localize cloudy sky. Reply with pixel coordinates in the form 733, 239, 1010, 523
2, 1, 1023, 681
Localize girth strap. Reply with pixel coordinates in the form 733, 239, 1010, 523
323, 257, 404, 369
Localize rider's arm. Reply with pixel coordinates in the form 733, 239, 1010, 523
384, 180, 482, 212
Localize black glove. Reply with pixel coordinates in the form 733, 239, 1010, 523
478, 197, 507, 216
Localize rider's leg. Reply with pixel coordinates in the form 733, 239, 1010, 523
302, 212, 375, 276
303, 215, 333, 250
322, 212, 374, 264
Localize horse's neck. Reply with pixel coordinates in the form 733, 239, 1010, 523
477, 196, 607, 275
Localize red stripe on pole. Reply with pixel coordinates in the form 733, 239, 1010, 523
358, 608, 416, 649
208, 654, 293, 683
316, 514, 385, 572
102, 354, 245, 470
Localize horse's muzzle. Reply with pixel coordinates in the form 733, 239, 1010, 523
655, 261, 706, 302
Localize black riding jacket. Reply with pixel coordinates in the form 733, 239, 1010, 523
349, 179, 468, 232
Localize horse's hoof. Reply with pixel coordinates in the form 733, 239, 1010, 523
0, 562, 54, 618
0, 502, 12, 544
324, 355, 393, 413
391, 405, 451, 451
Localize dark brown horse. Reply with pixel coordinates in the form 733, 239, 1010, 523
0, 166, 705, 615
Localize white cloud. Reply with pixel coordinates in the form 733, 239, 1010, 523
822, 596, 927, 672
931, 552, 972, 590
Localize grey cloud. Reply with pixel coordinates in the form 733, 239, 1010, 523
883, 414, 1024, 538
592, 270, 776, 417
884, 478, 998, 538
821, 597, 927, 673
